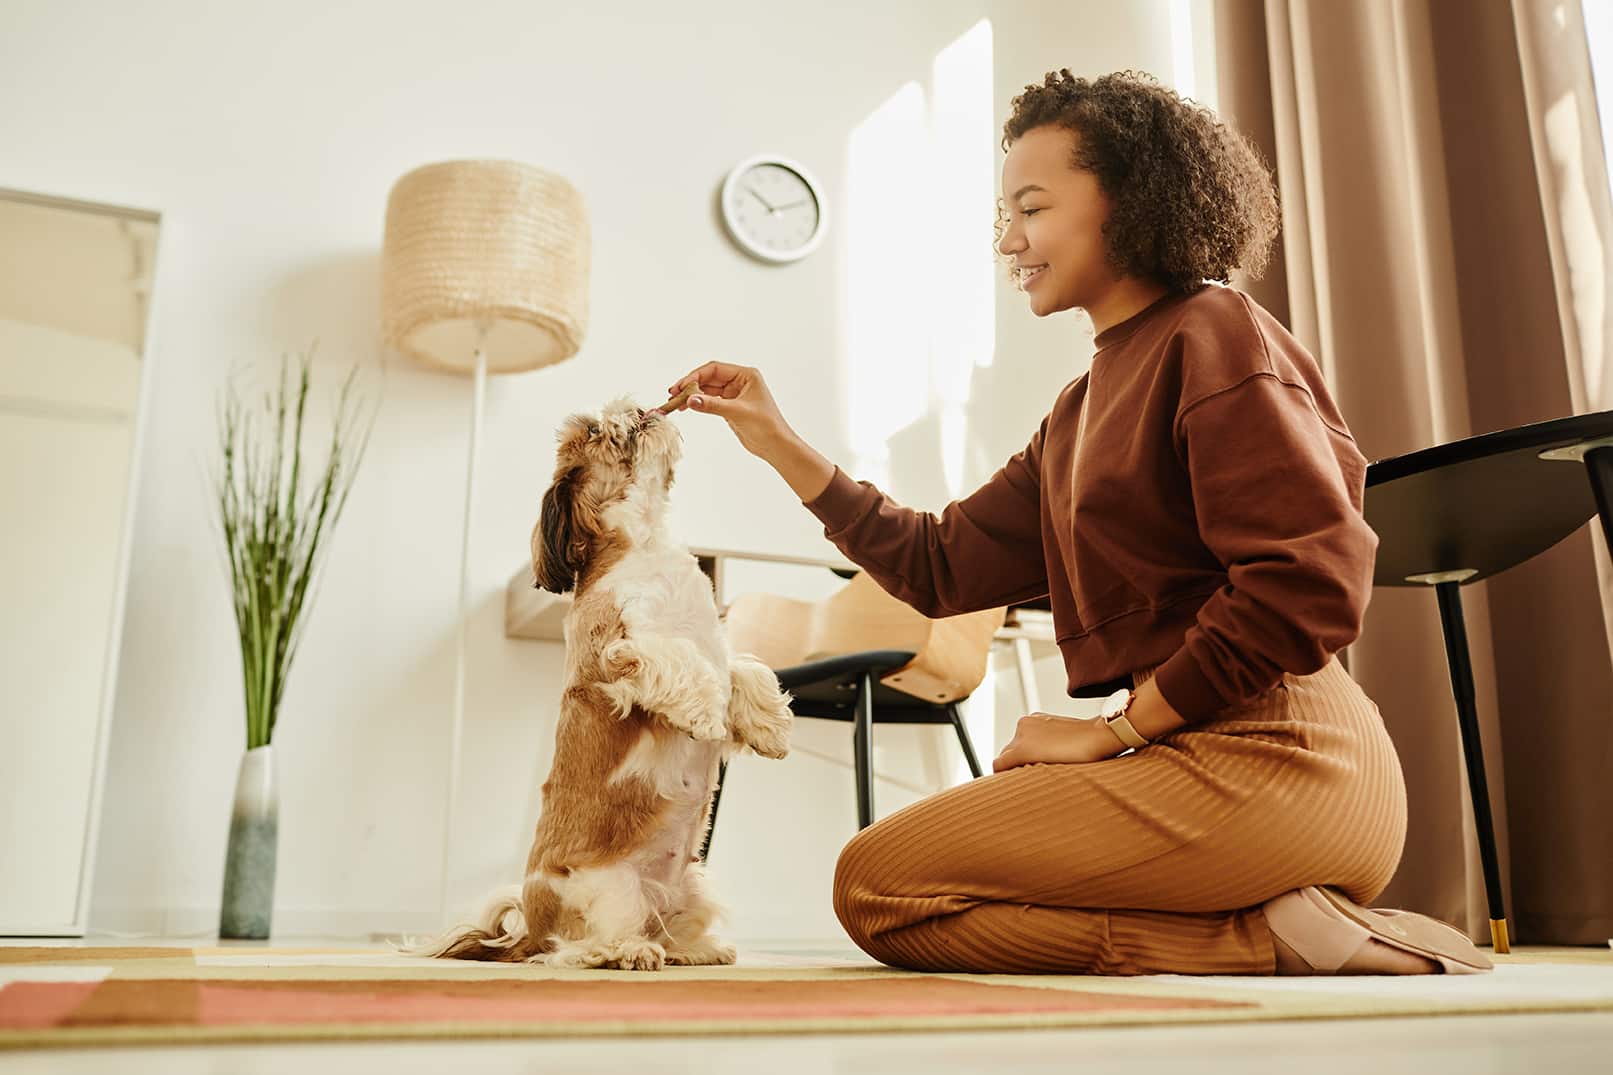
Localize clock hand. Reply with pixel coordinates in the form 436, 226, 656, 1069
746, 185, 780, 214
773, 199, 812, 211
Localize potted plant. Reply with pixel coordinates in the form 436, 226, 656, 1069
214, 350, 373, 939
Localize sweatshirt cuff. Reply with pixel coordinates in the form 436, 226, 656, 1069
1152, 645, 1230, 723
801, 466, 871, 533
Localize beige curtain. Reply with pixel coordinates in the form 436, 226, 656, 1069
1215, 0, 1613, 944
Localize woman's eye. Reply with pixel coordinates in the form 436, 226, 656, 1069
1022, 208, 1042, 217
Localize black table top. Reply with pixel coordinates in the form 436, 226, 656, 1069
1363, 410, 1613, 587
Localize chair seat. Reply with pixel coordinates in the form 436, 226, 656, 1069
775, 649, 964, 720
774, 649, 915, 690
702, 649, 985, 857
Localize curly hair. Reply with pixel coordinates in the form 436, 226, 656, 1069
997, 70, 1278, 293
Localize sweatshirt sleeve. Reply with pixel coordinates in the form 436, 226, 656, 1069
1152, 373, 1379, 721
801, 420, 1051, 617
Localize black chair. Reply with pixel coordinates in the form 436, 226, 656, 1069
699, 649, 986, 861
1363, 409, 1613, 953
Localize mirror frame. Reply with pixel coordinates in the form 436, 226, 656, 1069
0, 186, 164, 936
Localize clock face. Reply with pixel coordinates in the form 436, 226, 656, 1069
721, 156, 826, 263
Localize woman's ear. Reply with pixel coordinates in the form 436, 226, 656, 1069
532, 468, 584, 594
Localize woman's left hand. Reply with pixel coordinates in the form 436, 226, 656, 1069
991, 714, 1127, 772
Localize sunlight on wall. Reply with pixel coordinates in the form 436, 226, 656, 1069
1579, 0, 1613, 408
844, 21, 995, 496
1543, 91, 1607, 411
844, 81, 929, 490
1169, 0, 1224, 116
931, 20, 997, 499
1170, 0, 1197, 102
844, 19, 997, 760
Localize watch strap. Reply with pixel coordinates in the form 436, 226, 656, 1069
1105, 711, 1150, 750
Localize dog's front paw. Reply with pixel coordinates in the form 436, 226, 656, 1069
601, 639, 641, 679
727, 657, 792, 759
741, 703, 791, 759
730, 683, 792, 759
682, 712, 728, 742
663, 674, 730, 742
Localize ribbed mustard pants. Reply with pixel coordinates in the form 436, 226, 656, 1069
831, 659, 1407, 975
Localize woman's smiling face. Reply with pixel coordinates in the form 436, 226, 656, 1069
996, 125, 1117, 317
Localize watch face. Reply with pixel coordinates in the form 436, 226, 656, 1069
1100, 688, 1132, 718
723, 158, 823, 262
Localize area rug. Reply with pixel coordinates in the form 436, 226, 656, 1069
1, 946, 1610, 1049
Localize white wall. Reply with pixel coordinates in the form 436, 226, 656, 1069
0, 0, 1190, 941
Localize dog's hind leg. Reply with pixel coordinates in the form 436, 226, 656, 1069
598, 637, 728, 742
659, 862, 736, 966
726, 654, 792, 760
544, 862, 666, 971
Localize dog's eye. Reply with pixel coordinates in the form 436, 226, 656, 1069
587, 422, 601, 438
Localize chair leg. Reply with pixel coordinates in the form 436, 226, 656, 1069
948, 704, 984, 779
1013, 636, 1040, 714
698, 760, 727, 862
1585, 445, 1613, 552
1433, 581, 1511, 953
853, 672, 874, 830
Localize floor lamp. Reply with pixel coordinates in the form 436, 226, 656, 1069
380, 159, 590, 922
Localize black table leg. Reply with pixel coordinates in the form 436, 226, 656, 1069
948, 704, 984, 778
1433, 581, 1511, 952
853, 673, 874, 830
1585, 445, 1613, 551
698, 760, 727, 862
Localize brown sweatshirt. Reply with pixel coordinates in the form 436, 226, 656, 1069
802, 285, 1378, 723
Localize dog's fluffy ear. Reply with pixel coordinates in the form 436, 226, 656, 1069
533, 468, 585, 594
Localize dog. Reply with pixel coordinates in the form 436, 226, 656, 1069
411, 398, 793, 970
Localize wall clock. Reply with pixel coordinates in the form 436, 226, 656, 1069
719, 155, 826, 264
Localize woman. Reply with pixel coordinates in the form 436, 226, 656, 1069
666, 71, 1489, 976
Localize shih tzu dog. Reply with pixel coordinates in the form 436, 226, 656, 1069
412, 398, 793, 970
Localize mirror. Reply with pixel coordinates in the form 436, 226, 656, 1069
0, 188, 159, 935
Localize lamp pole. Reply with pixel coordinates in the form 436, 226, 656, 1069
440, 322, 489, 923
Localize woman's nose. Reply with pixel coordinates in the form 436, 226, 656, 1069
996, 224, 1024, 257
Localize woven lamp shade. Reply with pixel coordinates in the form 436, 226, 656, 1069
381, 159, 590, 374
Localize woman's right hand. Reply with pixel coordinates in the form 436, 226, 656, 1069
666, 362, 792, 460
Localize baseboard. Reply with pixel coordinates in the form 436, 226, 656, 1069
88, 907, 443, 942
85, 905, 850, 947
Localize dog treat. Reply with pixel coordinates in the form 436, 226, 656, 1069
654, 383, 698, 414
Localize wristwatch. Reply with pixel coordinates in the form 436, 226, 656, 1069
1100, 688, 1150, 750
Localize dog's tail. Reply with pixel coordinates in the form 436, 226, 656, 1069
395, 881, 558, 963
